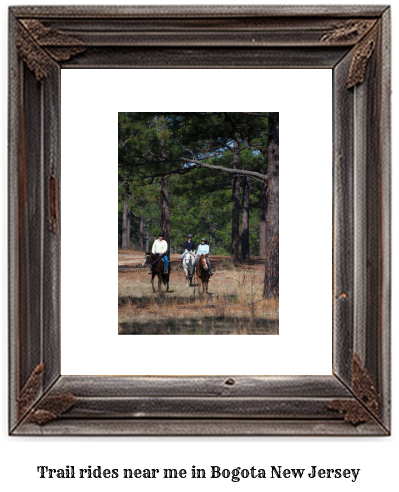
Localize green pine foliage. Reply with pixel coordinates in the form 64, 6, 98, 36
118, 112, 269, 256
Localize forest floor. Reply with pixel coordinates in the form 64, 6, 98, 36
118, 250, 279, 335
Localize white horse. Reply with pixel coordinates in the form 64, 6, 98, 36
182, 250, 195, 287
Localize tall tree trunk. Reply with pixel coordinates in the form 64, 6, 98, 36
160, 177, 170, 249
259, 167, 268, 257
231, 138, 240, 264
144, 219, 150, 252
208, 219, 215, 253
126, 209, 131, 248
159, 116, 170, 255
264, 113, 279, 298
121, 196, 130, 250
139, 208, 144, 251
241, 175, 250, 261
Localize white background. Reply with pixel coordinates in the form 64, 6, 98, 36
61, 68, 332, 376
1, 1, 397, 492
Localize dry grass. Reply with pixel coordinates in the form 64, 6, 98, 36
118, 250, 279, 335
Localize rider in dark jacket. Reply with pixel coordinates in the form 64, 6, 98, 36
184, 237, 196, 253
179, 234, 196, 266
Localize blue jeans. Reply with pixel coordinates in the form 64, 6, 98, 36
162, 255, 169, 272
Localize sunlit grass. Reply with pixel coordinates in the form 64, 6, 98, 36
118, 251, 279, 335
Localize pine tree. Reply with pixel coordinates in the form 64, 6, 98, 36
263, 113, 279, 298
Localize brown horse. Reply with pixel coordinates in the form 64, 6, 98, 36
142, 253, 169, 292
196, 254, 210, 294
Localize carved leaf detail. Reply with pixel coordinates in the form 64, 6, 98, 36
44, 46, 86, 62
328, 400, 372, 425
21, 19, 85, 51
321, 19, 376, 43
346, 28, 378, 88
17, 25, 54, 81
18, 363, 45, 419
28, 393, 77, 425
17, 19, 85, 81
328, 353, 380, 425
352, 353, 379, 415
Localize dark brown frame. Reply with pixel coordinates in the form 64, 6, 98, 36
9, 5, 391, 435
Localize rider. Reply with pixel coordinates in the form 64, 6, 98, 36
148, 232, 169, 274
179, 234, 196, 267
193, 238, 213, 276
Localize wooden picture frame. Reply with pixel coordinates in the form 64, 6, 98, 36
9, 5, 391, 435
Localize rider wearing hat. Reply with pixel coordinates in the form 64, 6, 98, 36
179, 234, 196, 267
192, 237, 213, 275
148, 232, 169, 274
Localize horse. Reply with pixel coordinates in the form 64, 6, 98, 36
195, 254, 210, 294
182, 251, 195, 287
142, 252, 169, 293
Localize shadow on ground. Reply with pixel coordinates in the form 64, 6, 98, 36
118, 293, 237, 307
118, 317, 279, 335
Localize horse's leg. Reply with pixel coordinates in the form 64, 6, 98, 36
151, 273, 156, 293
163, 269, 169, 291
195, 265, 202, 295
158, 272, 161, 292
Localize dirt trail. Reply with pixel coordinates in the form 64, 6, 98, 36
118, 250, 278, 335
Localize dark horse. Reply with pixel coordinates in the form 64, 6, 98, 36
142, 253, 170, 292
196, 254, 210, 294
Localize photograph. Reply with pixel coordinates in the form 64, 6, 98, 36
118, 112, 279, 335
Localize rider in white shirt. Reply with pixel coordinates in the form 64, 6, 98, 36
148, 232, 169, 273
193, 238, 213, 275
